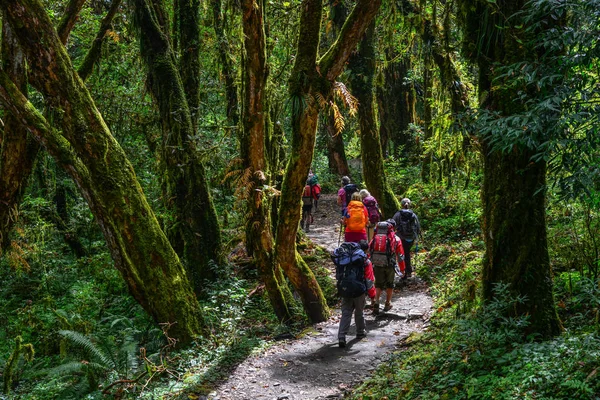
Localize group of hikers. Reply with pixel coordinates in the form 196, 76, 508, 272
330, 176, 421, 348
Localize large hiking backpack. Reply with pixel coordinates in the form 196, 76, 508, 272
369, 221, 394, 268
301, 185, 313, 206
346, 202, 365, 231
363, 196, 381, 225
397, 209, 416, 240
331, 242, 367, 298
343, 184, 359, 206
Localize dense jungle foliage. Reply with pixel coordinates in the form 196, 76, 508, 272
0, 0, 599, 398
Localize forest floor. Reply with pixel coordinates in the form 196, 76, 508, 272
207, 194, 433, 400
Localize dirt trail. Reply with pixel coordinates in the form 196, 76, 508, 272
208, 194, 432, 400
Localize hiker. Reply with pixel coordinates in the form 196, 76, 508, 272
359, 189, 382, 242
301, 175, 321, 232
343, 192, 368, 243
337, 176, 359, 214
332, 240, 376, 348
392, 198, 421, 279
368, 219, 406, 315
306, 171, 320, 210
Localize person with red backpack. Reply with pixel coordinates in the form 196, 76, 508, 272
301, 175, 321, 232
343, 192, 368, 243
368, 219, 406, 315
359, 189, 382, 242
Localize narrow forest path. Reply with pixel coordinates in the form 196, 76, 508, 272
208, 194, 433, 400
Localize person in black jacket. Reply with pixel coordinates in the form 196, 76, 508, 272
392, 198, 421, 279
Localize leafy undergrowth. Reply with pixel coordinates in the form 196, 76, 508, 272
349, 184, 600, 400
1, 200, 337, 399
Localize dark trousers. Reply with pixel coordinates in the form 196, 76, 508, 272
401, 239, 414, 276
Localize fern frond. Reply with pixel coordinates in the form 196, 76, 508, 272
47, 360, 85, 376
314, 92, 328, 109
333, 81, 359, 116
59, 330, 112, 368
330, 102, 345, 136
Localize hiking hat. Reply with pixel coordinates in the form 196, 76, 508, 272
341, 176, 350, 185
401, 198, 411, 208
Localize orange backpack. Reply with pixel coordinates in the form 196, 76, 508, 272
346, 202, 366, 231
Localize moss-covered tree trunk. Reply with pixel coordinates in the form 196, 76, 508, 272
348, 22, 400, 218
275, 0, 381, 322
461, 0, 561, 337
77, 0, 122, 81
241, 0, 294, 322
0, 20, 39, 254
133, 0, 223, 292
0, 0, 203, 344
376, 54, 416, 158
212, 0, 239, 125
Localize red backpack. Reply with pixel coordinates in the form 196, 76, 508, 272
369, 221, 394, 267
363, 196, 381, 225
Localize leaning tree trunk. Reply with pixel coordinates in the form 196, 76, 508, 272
348, 22, 400, 218
275, 0, 382, 322
0, 0, 203, 344
461, 0, 561, 337
241, 0, 294, 322
133, 0, 223, 293
0, 20, 39, 254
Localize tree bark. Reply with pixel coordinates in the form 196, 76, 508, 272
460, 0, 561, 337
348, 22, 400, 218
0, 20, 39, 254
240, 0, 294, 322
133, 0, 224, 293
0, 0, 204, 344
275, 0, 381, 322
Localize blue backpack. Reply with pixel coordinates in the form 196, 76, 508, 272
331, 242, 367, 298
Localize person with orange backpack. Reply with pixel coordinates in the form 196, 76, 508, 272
343, 192, 369, 243
368, 219, 406, 315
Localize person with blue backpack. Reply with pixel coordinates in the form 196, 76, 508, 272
392, 198, 421, 279
331, 240, 375, 348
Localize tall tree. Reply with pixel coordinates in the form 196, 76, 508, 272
212, 0, 239, 125
275, 0, 382, 322
132, 0, 224, 292
0, 19, 39, 254
348, 21, 401, 218
0, 0, 204, 344
240, 0, 294, 321
458, 0, 561, 337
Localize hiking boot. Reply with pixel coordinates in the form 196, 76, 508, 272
356, 333, 366, 339
383, 303, 393, 312
338, 339, 346, 348
373, 303, 380, 315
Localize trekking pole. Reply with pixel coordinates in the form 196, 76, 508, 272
338, 220, 343, 246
